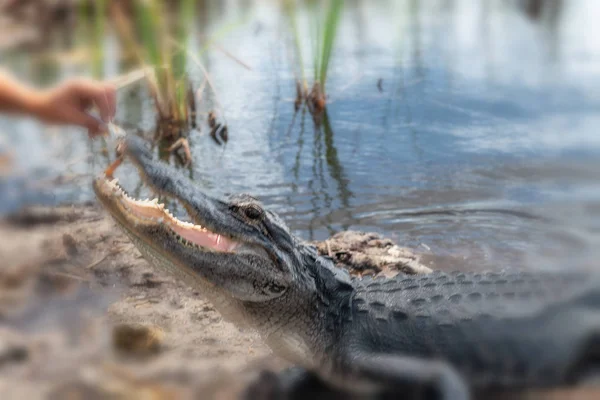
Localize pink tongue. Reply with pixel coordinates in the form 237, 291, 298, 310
171, 224, 236, 252
125, 202, 236, 252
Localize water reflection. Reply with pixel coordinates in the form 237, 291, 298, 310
321, 110, 352, 221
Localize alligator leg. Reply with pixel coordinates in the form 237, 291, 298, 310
567, 331, 600, 386
349, 354, 470, 400
242, 367, 352, 400
242, 359, 468, 400
276, 367, 351, 399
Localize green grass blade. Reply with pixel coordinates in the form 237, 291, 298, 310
172, 0, 194, 81
91, 0, 106, 79
283, 0, 305, 85
319, 0, 343, 88
307, 0, 321, 83
172, 0, 195, 116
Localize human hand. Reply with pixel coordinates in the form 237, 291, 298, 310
32, 78, 116, 137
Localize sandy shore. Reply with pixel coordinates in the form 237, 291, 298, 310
0, 204, 277, 399
0, 205, 597, 400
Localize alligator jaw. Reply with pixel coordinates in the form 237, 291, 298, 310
93, 170, 290, 305
93, 176, 238, 254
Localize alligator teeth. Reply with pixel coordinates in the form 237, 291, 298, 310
105, 177, 233, 249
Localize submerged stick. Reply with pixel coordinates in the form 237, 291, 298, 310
210, 123, 222, 145
217, 125, 228, 143
167, 137, 192, 166
187, 83, 197, 129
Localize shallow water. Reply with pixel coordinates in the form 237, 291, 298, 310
1, 0, 599, 272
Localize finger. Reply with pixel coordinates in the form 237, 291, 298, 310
79, 98, 93, 112
72, 80, 112, 123
104, 84, 117, 120
62, 107, 107, 135
92, 88, 111, 123
88, 127, 109, 139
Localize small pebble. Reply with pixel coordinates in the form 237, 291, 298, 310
62, 233, 78, 256
112, 323, 164, 356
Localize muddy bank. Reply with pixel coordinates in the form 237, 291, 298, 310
0, 205, 597, 400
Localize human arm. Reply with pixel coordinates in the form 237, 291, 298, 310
0, 70, 116, 137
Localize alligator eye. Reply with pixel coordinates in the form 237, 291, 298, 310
243, 204, 263, 220
268, 283, 285, 294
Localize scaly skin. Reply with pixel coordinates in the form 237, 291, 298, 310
93, 134, 600, 400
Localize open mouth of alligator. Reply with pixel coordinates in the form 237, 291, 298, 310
95, 177, 239, 253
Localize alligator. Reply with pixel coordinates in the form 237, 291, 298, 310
93, 134, 600, 400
